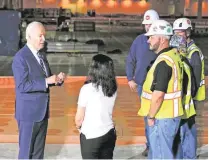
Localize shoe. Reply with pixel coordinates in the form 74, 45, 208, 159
141, 147, 149, 157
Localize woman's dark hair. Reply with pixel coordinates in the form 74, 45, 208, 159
85, 54, 117, 97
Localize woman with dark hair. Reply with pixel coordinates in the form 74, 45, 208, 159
75, 54, 117, 159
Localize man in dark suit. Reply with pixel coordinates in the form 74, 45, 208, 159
12, 21, 66, 159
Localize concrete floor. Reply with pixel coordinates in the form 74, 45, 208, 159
0, 143, 207, 159
0, 31, 207, 159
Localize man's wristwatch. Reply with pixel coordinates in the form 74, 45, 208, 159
147, 115, 155, 120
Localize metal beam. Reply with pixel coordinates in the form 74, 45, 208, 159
197, 0, 203, 19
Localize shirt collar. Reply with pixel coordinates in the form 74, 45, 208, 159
187, 39, 195, 47
27, 43, 39, 56
157, 47, 173, 57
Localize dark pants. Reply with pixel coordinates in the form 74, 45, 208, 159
80, 128, 117, 159
17, 119, 48, 159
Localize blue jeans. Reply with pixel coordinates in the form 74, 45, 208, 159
137, 85, 149, 148
137, 85, 143, 97
148, 117, 181, 159
174, 116, 197, 159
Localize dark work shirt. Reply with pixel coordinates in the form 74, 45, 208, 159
181, 56, 189, 95
150, 48, 173, 93
190, 51, 202, 95
181, 56, 197, 98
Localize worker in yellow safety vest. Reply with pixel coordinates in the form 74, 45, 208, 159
172, 17, 205, 159
126, 9, 160, 157
173, 18, 205, 102
138, 20, 184, 159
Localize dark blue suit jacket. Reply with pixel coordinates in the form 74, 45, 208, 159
12, 45, 52, 122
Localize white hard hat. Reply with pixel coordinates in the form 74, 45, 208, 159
173, 18, 192, 30
145, 20, 173, 36
142, 9, 159, 25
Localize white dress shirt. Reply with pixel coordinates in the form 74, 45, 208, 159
27, 43, 41, 64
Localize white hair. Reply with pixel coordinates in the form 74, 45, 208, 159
25, 21, 44, 40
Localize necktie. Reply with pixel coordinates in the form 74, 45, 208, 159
37, 52, 47, 76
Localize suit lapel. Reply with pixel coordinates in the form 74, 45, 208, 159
25, 45, 47, 77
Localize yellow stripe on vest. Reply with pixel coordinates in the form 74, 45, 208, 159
156, 55, 180, 117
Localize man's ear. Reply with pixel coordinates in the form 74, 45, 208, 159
159, 36, 163, 43
26, 34, 31, 41
26, 35, 29, 40
160, 36, 166, 44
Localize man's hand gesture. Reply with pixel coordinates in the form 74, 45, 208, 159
46, 75, 59, 85
57, 72, 66, 83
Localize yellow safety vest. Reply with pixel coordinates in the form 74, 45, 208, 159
181, 60, 196, 119
138, 49, 184, 119
187, 43, 205, 101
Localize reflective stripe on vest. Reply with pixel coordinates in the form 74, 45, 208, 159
181, 57, 196, 119
188, 45, 204, 61
142, 90, 181, 100
185, 99, 193, 110
187, 43, 205, 101
156, 55, 180, 117
200, 79, 205, 87
139, 49, 183, 119
183, 98, 196, 119
158, 55, 178, 91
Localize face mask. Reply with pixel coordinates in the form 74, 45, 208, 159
169, 34, 187, 56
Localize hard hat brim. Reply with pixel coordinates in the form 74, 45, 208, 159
144, 32, 152, 36
145, 33, 173, 36
142, 20, 152, 25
